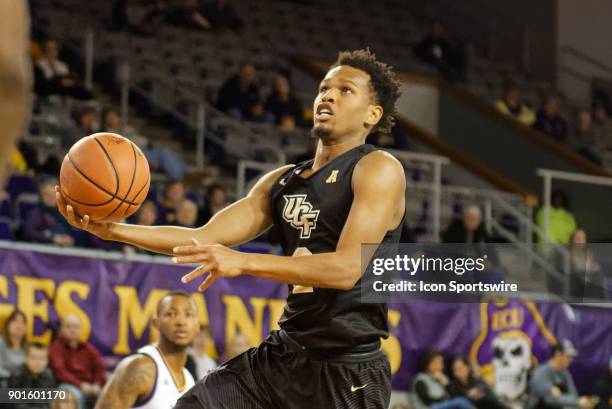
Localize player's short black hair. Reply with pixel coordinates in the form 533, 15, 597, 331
157, 290, 195, 315
331, 49, 402, 134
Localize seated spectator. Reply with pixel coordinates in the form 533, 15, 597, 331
113, 0, 169, 36
0, 310, 28, 378
199, 183, 229, 225
413, 20, 466, 82
593, 356, 611, 409
34, 38, 92, 100
134, 200, 158, 226
170, 0, 211, 30
570, 110, 605, 165
202, 0, 243, 32
536, 189, 577, 245
9, 343, 57, 409
189, 324, 217, 380
217, 63, 264, 121
102, 107, 188, 180
448, 356, 508, 409
49, 315, 106, 409
534, 95, 568, 142
63, 106, 97, 149
265, 74, 304, 128
526, 340, 598, 409
495, 82, 536, 126
24, 178, 74, 247
176, 199, 199, 228
159, 180, 186, 223
592, 100, 612, 151
411, 351, 475, 409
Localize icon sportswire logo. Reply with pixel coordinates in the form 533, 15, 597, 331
282, 194, 320, 239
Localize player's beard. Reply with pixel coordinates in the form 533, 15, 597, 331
311, 124, 332, 139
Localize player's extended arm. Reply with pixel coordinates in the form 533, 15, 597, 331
56, 165, 293, 255
94, 355, 156, 409
175, 151, 406, 291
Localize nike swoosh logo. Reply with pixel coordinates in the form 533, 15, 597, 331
351, 384, 368, 392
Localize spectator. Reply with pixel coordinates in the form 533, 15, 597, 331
411, 351, 474, 409
593, 356, 611, 409
570, 110, 605, 165
102, 107, 188, 180
49, 314, 106, 409
202, 0, 243, 32
9, 343, 57, 409
159, 180, 186, 223
447, 356, 509, 409
533, 95, 568, 142
442, 206, 489, 244
34, 38, 92, 100
199, 183, 229, 225
536, 189, 577, 245
134, 200, 158, 226
413, 20, 466, 82
24, 178, 74, 247
265, 74, 304, 128
217, 63, 262, 121
63, 106, 97, 149
176, 199, 199, 228
113, 0, 169, 35
170, 0, 211, 30
0, 310, 28, 378
526, 340, 597, 409
566, 229, 605, 300
495, 82, 536, 126
222, 332, 250, 362
592, 101, 612, 151
189, 324, 217, 380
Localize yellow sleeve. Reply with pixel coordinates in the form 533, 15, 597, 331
9, 148, 27, 172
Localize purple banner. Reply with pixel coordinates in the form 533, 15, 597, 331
0, 245, 610, 395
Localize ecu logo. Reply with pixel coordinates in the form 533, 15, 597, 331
282, 194, 320, 239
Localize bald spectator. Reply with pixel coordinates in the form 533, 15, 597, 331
443, 206, 489, 244
49, 315, 106, 409
176, 199, 199, 228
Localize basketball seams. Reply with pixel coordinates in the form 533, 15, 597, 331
122, 176, 150, 217
65, 156, 142, 206
93, 136, 120, 197
101, 142, 139, 221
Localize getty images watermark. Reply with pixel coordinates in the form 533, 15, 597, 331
369, 254, 518, 294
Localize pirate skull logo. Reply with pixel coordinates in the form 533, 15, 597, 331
492, 332, 532, 400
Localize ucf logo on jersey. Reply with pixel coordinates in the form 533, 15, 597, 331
282, 194, 320, 239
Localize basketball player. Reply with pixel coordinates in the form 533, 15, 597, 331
94, 291, 199, 409
57, 49, 405, 408
0, 0, 31, 186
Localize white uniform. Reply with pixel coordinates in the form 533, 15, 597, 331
132, 344, 195, 409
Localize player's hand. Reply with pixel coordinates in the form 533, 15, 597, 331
55, 186, 113, 240
173, 239, 244, 292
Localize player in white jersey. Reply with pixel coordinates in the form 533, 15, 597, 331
95, 291, 199, 409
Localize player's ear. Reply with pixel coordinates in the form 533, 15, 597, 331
365, 105, 383, 127
152, 317, 159, 330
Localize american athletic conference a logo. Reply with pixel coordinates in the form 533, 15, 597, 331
282, 194, 320, 239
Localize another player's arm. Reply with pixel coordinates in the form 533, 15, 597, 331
175, 151, 406, 291
56, 165, 293, 255
94, 355, 156, 409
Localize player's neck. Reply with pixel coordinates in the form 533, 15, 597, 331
157, 341, 188, 371
312, 136, 364, 172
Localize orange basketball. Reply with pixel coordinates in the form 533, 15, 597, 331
59, 133, 150, 223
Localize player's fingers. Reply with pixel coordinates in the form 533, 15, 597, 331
172, 253, 210, 264
181, 264, 210, 283
198, 273, 216, 292
82, 215, 90, 229
65, 205, 80, 226
173, 244, 209, 256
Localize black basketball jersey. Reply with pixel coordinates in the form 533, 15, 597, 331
269, 144, 405, 355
